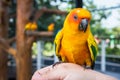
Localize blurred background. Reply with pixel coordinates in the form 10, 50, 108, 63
0, 0, 120, 80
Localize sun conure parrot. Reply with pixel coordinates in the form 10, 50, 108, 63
48, 23, 55, 32
25, 22, 37, 31
54, 8, 98, 69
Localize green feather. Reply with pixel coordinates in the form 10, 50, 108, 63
91, 45, 97, 60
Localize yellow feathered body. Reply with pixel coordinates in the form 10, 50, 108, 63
54, 8, 98, 69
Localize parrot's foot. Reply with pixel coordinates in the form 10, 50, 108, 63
83, 66, 92, 70
85, 66, 92, 69
52, 62, 64, 68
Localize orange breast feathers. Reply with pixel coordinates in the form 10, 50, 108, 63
59, 33, 91, 65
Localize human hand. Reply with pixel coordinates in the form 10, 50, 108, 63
31, 63, 117, 80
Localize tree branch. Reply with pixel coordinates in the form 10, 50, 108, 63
41, 7, 67, 14
25, 31, 53, 37
34, 7, 67, 21
7, 37, 16, 44
9, 7, 68, 21
0, 38, 17, 58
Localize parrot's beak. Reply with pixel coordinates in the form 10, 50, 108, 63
79, 19, 88, 32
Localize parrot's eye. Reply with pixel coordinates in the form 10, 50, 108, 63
74, 15, 78, 20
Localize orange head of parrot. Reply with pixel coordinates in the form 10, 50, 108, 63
64, 8, 91, 33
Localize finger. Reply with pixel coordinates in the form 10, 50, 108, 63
41, 63, 81, 79
32, 66, 52, 80
37, 65, 52, 75
31, 70, 44, 80
41, 64, 68, 80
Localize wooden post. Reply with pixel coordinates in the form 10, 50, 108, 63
16, 0, 33, 80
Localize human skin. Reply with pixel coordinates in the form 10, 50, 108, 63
31, 63, 117, 80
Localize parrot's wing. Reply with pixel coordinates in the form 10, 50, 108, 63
87, 32, 98, 66
54, 30, 63, 61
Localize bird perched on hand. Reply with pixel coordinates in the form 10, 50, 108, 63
54, 8, 98, 69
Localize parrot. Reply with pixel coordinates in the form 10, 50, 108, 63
48, 23, 55, 32
25, 22, 37, 31
54, 8, 98, 69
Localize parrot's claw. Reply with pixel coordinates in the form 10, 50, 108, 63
84, 66, 92, 70
52, 62, 63, 68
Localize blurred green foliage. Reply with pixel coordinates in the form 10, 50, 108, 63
42, 41, 55, 57
32, 42, 37, 56
106, 46, 120, 55
112, 26, 120, 37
